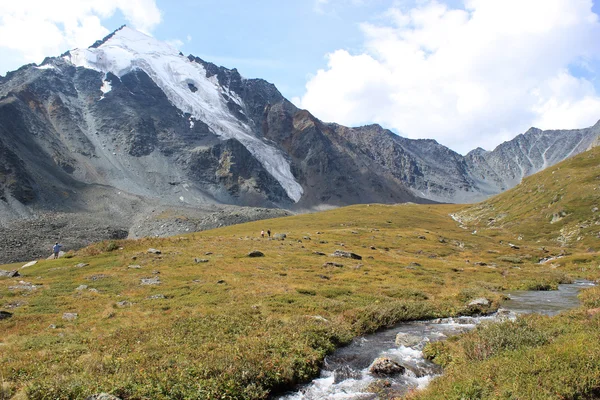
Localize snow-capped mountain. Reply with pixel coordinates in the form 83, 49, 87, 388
69, 27, 302, 202
0, 26, 598, 261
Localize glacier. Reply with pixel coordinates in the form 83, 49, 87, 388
68, 27, 303, 202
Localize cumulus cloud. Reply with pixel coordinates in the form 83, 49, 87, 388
0, 0, 161, 74
299, 0, 600, 154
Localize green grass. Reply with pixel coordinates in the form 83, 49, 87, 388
411, 287, 600, 400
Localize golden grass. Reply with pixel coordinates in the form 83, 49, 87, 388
1, 200, 596, 399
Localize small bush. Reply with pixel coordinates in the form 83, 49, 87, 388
462, 317, 552, 362
382, 288, 429, 300
295, 288, 316, 296
105, 241, 119, 252
498, 256, 523, 264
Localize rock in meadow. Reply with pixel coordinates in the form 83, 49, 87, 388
8, 281, 38, 291
141, 276, 161, 285
248, 250, 265, 257
0, 270, 19, 278
323, 262, 344, 268
332, 250, 362, 260
21, 260, 37, 269
194, 258, 209, 263
0, 311, 13, 320
62, 312, 78, 321
147, 248, 161, 254
273, 233, 287, 241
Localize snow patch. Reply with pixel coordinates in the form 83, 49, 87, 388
35, 64, 56, 70
99, 76, 112, 100
68, 27, 303, 202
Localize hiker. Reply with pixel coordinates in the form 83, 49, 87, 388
261, 230, 265, 238
52, 242, 62, 259
267, 229, 271, 237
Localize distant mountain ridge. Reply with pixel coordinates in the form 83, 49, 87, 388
0, 26, 598, 258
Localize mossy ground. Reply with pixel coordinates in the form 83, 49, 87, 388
1, 200, 597, 399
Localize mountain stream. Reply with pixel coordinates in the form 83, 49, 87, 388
277, 280, 595, 400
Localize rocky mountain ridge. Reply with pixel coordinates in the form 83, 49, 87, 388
0, 26, 598, 262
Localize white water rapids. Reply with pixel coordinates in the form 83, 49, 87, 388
278, 280, 595, 400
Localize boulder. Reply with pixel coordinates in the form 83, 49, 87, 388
0, 270, 19, 278
369, 357, 406, 376
75, 263, 89, 268
0, 311, 13, 320
273, 233, 287, 241
248, 250, 265, 257
147, 248, 161, 254
140, 277, 161, 285
194, 258, 209, 263
313, 251, 326, 256
62, 312, 78, 321
8, 281, 38, 291
468, 298, 491, 307
332, 250, 362, 260
21, 260, 37, 268
3, 301, 26, 309
76, 285, 88, 291
128, 265, 142, 269
116, 301, 132, 308
395, 332, 422, 347
148, 294, 166, 300
334, 365, 362, 383
323, 262, 344, 268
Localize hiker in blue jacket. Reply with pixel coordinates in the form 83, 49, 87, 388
52, 242, 62, 259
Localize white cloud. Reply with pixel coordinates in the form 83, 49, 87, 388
299, 0, 600, 154
0, 0, 161, 75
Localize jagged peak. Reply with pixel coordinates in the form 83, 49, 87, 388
467, 147, 488, 157
90, 25, 127, 49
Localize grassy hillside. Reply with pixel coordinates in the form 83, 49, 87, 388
407, 147, 600, 400
455, 146, 600, 249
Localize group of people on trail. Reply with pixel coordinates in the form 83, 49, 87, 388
260, 229, 271, 238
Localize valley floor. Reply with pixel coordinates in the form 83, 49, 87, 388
0, 203, 598, 399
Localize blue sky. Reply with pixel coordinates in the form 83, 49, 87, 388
1, 0, 599, 154
104, 0, 393, 99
